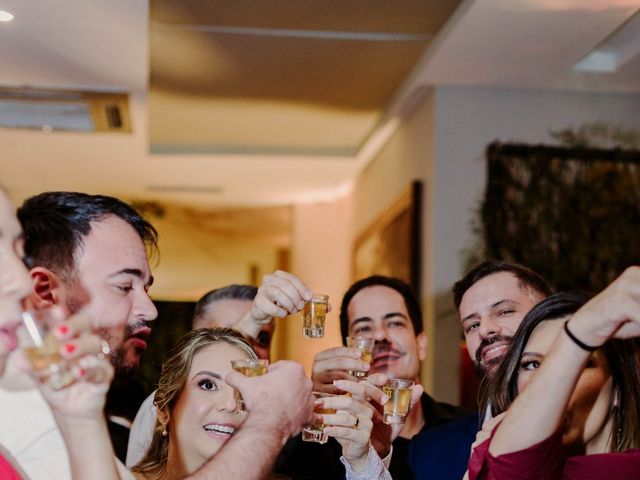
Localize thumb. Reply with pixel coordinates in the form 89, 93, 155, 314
224, 370, 247, 389
409, 384, 424, 410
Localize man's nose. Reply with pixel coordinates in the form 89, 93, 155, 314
135, 290, 158, 321
372, 324, 392, 344
478, 315, 501, 339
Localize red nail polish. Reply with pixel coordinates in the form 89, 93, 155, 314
78, 368, 86, 377
58, 325, 69, 335
65, 343, 76, 354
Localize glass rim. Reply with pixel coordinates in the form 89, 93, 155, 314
346, 335, 375, 344
309, 294, 329, 302
384, 378, 414, 388
230, 358, 269, 367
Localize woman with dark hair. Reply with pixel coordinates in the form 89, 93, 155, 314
468, 269, 640, 479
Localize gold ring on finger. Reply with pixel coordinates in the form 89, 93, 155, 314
353, 416, 360, 429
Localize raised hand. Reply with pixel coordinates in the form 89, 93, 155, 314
334, 374, 423, 459
568, 266, 640, 347
225, 360, 314, 441
311, 347, 370, 394
321, 389, 374, 472
249, 270, 314, 323
29, 311, 113, 419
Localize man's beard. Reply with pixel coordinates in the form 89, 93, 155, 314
66, 295, 145, 379
473, 335, 513, 378
99, 321, 150, 379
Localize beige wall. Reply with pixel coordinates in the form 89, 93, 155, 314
272, 194, 353, 373
149, 208, 287, 301
352, 89, 440, 396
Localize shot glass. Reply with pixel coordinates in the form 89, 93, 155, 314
382, 378, 414, 425
19, 310, 75, 390
302, 294, 329, 338
346, 336, 375, 378
301, 391, 337, 444
230, 358, 269, 411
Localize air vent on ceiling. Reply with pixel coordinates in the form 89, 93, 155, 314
0, 87, 132, 133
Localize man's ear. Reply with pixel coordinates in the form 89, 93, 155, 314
30, 267, 65, 309
417, 331, 428, 361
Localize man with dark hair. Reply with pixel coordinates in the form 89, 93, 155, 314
408, 259, 551, 479
453, 259, 552, 376
278, 275, 465, 480
0, 191, 159, 479
192, 284, 274, 361
17, 191, 159, 376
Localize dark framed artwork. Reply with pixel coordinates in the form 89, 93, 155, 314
353, 181, 422, 294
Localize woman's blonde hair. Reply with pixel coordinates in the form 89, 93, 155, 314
132, 327, 257, 476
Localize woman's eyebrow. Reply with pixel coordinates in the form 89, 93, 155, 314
191, 370, 223, 380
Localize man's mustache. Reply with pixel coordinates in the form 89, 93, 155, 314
125, 320, 151, 336
373, 340, 404, 357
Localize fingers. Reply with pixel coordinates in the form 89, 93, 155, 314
53, 313, 92, 342
271, 270, 313, 303
314, 346, 362, 362
74, 355, 113, 386
321, 395, 374, 445
59, 332, 104, 361
312, 371, 355, 394
321, 395, 373, 418
409, 384, 424, 409
258, 271, 312, 316
344, 379, 389, 407
312, 348, 368, 377
364, 373, 388, 387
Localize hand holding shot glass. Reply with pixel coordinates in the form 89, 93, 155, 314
346, 336, 375, 378
382, 378, 414, 425
230, 358, 269, 411
302, 391, 337, 444
303, 386, 375, 470
19, 310, 75, 390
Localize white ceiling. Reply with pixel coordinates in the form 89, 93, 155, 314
0, 0, 638, 209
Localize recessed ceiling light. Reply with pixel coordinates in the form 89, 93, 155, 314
0, 11, 14, 22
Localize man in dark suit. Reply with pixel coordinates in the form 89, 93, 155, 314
277, 275, 468, 479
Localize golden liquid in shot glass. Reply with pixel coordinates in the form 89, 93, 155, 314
302, 294, 329, 338
382, 379, 413, 425
230, 359, 268, 411
346, 336, 375, 378
232, 363, 268, 377
302, 392, 336, 444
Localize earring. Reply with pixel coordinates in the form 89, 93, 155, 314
162, 426, 168, 437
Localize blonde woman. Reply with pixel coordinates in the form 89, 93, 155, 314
133, 328, 391, 479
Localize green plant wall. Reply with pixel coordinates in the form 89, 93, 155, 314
473, 142, 640, 293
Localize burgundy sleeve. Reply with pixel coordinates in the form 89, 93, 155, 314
487, 430, 565, 480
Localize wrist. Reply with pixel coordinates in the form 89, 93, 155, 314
344, 454, 368, 473
241, 409, 292, 445
564, 319, 600, 352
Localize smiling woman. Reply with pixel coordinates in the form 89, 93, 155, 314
132, 328, 257, 480
470, 286, 640, 479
